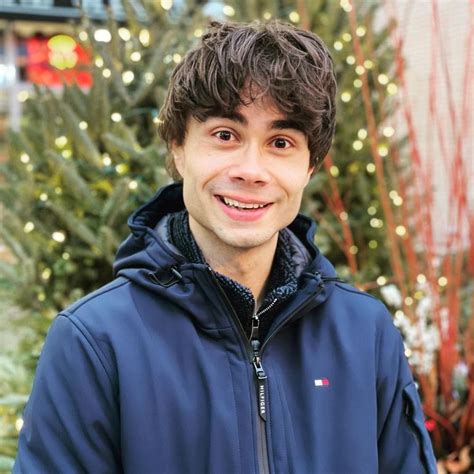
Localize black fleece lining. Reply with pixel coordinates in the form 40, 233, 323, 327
167, 211, 298, 340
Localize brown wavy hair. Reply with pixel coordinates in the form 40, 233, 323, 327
158, 20, 337, 179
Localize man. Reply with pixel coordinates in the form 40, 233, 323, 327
15, 20, 437, 473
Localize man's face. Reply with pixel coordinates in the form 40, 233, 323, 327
171, 97, 313, 256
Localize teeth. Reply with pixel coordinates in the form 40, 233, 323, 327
222, 197, 266, 209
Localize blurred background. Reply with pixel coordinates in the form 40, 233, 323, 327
0, 0, 472, 472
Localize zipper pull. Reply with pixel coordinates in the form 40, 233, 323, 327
250, 312, 260, 341
252, 339, 267, 421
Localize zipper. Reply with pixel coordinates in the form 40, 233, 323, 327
205, 267, 328, 473
250, 302, 275, 474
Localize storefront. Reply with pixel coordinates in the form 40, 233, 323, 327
0, 0, 126, 160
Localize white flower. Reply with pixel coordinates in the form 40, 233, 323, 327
380, 284, 402, 308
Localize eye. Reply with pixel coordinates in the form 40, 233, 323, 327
215, 130, 234, 141
272, 138, 291, 149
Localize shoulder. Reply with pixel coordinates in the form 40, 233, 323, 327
329, 280, 391, 321
322, 280, 401, 344
55, 276, 140, 344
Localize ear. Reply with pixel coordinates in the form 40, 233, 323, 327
306, 165, 315, 183
171, 141, 185, 178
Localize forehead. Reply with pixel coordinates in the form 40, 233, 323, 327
199, 97, 306, 135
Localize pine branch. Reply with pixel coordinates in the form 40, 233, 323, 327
46, 151, 98, 210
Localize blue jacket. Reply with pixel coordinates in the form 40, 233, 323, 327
15, 184, 437, 473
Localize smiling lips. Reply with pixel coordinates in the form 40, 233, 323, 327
216, 194, 273, 221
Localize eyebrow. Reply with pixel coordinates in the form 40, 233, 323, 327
211, 112, 306, 135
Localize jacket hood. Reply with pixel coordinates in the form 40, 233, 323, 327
113, 184, 338, 312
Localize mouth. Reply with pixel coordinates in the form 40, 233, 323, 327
216, 195, 272, 210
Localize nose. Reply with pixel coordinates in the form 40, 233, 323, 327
227, 144, 271, 185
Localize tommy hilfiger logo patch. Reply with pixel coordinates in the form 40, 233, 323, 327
314, 378, 330, 387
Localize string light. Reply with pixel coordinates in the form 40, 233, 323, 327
223, 5, 236, 16
173, 54, 182, 64
417, 274, 426, 284
263, 12, 272, 20
387, 83, 398, 95
353, 140, 363, 150
102, 68, 111, 78
161, 0, 173, 9
79, 31, 88, 42
15, 418, 24, 432
118, 27, 131, 41
395, 225, 407, 236
40, 193, 48, 202
358, 129, 368, 139
130, 52, 141, 62
129, 180, 138, 190
329, 166, 340, 177
38, 292, 46, 302
111, 113, 122, 122
62, 252, 70, 260
356, 26, 366, 37
102, 154, 112, 166
346, 55, 355, 65
378, 74, 389, 85
62, 150, 72, 159
383, 126, 395, 137
377, 276, 387, 286
340, 0, 352, 13
366, 163, 376, 173
363, 60, 373, 69
340, 211, 348, 221
368, 240, 378, 249
370, 218, 384, 228
438, 276, 448, 287
393, 196, 403, 206
116, 164, 129, 174
194, 28, 203, 38
20, 153, 30, 163
353, 79, 362, 88
144, 72, 155, 84
94, 29, 111, 43
139, 29, 150, 47
24, 222, 35, 233
95, 56, 104, 68
334, 41, 343, 51
341, 91, 351, 102
342, 33, 352, 42
404, 296, 413, 306
348, 162, 360, 174
79, 121, 88, 130
289, 11, 300, 23
52, 231, 66, 243
41, 268, 52, 280
122, 71, 135, 84
349, 245, 358, 254
367, 206, 377, 215
378, 144, 389, 157
55, 136, 68, 148
355, 65, 365, 76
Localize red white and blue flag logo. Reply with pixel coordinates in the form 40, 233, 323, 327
314, 378, 330, 387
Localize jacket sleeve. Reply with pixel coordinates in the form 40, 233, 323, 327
14, 314, 121, 473
376, 309, 437, 474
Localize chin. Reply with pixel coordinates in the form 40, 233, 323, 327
218, 230, 277, 251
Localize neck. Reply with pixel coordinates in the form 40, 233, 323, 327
189, 224, 278, 307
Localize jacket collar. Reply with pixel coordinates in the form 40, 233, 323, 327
113, 184, 338, 314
